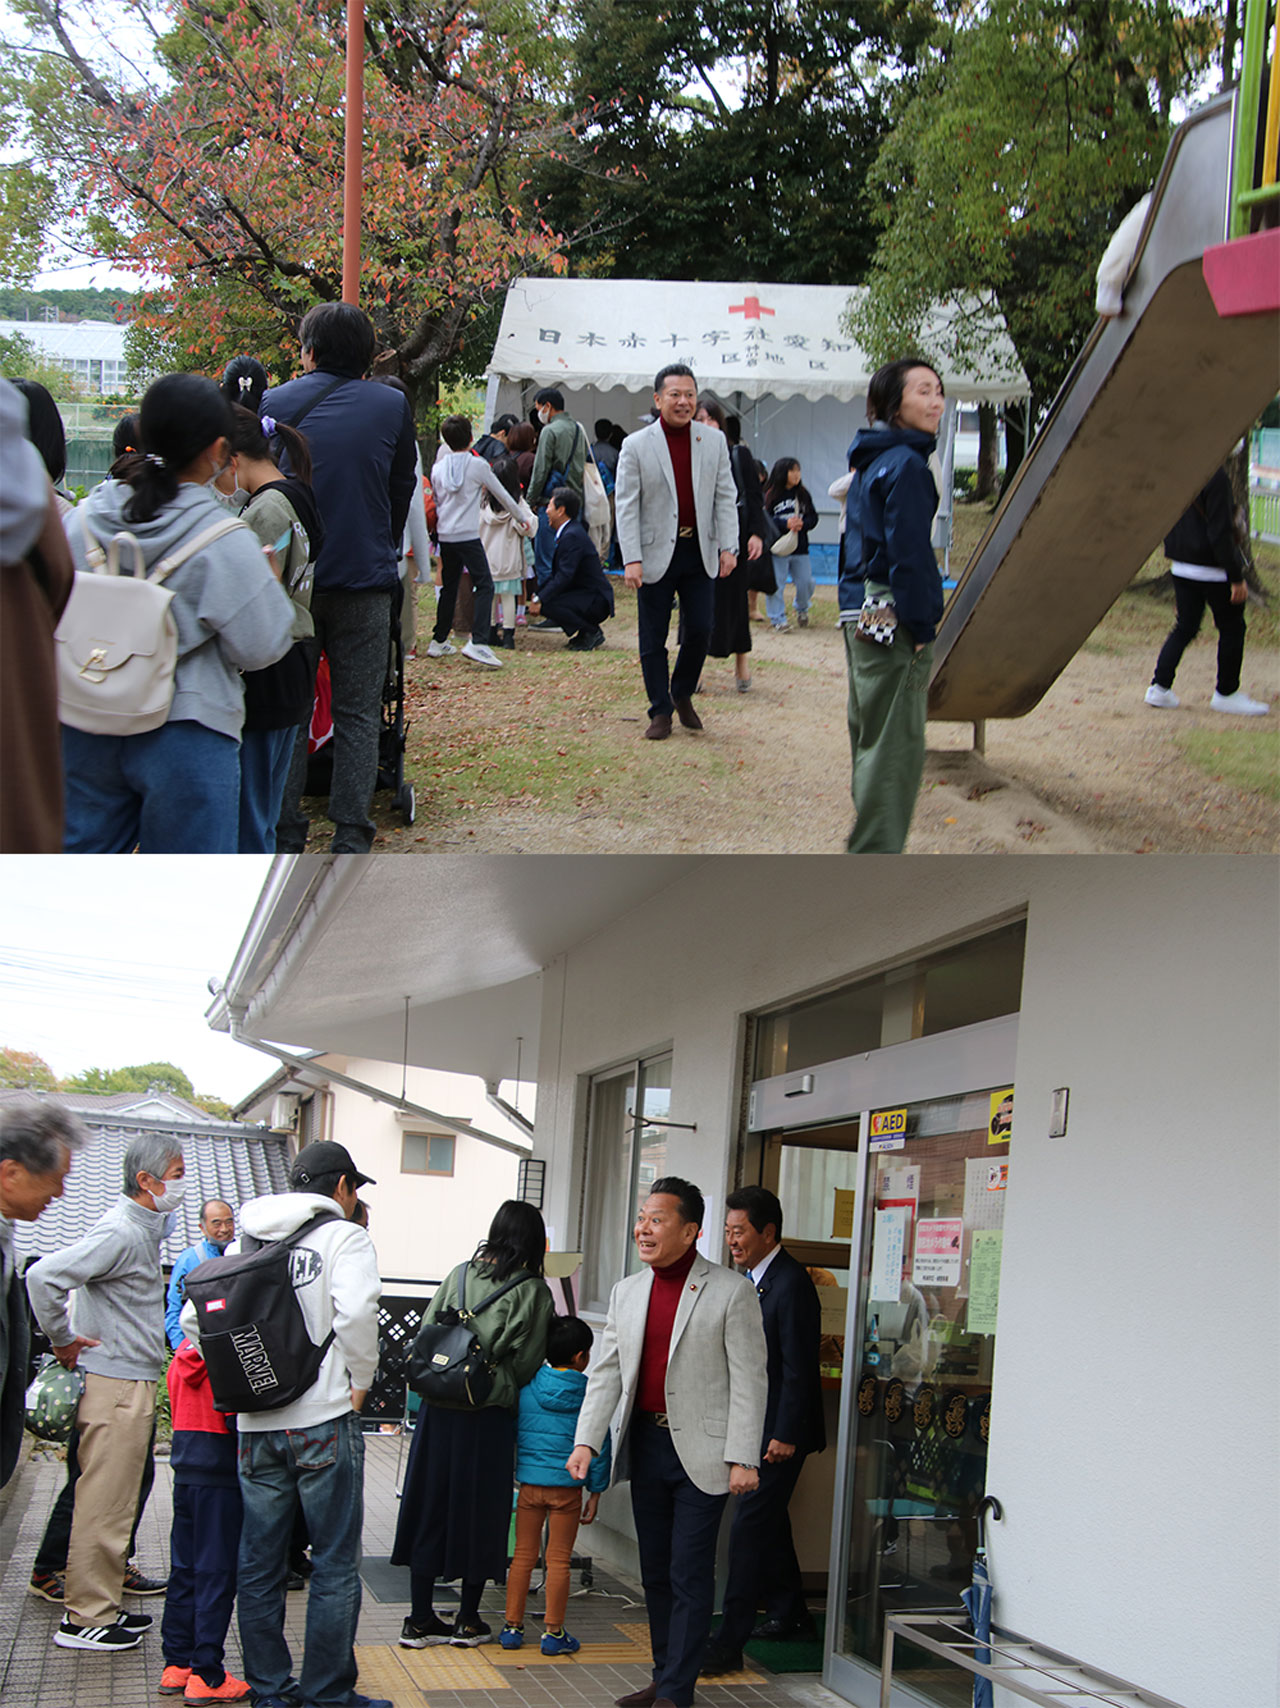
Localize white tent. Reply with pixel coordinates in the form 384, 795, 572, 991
483, 279, 1030, 551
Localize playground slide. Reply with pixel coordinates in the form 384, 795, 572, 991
928, 91, 1280, 723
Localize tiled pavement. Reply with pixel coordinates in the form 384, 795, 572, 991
0, 1435, 844, 1708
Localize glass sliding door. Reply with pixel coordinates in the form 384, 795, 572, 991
833, 1087, 1010, 1707
580, 1050, 673, 1312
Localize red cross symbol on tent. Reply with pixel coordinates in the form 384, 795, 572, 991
728, 295, 775, 321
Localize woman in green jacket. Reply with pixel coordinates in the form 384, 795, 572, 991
392, 1200, 552, 1648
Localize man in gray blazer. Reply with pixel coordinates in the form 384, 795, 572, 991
615, 366, 740, 740
568, 1177, 766, 1708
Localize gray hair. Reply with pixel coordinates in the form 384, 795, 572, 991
0, 1099, 88, 1174
122, 1133, 183, 1196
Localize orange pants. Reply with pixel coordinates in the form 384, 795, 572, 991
505, 1484, 583, 1631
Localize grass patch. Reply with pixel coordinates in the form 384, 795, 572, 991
1173, 726, 1280, 802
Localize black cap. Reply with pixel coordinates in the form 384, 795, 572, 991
291, 1140, 375, 1190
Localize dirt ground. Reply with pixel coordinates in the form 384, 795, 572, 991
295, 536, 1280, 857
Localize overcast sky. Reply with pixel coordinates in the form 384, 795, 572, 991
0, 857, 276, 1100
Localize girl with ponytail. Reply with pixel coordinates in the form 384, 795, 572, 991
61, 373, 296, 852
212, 405, 326, 851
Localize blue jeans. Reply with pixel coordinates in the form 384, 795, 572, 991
766, 553, 813, 624
238, 725, 300, 853
62, 720, 240, 853
237, 1412, 365, 1708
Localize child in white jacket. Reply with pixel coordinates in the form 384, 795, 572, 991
429, 415, 534, 669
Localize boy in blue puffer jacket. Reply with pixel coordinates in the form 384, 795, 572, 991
500, 1316, 611, 1656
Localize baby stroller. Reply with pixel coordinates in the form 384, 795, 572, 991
304, 586, 415, 825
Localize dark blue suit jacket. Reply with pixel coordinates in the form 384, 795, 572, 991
754, 1246, 826, 1457
541, 519, 615, 617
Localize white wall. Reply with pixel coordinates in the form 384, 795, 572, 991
320, 1058, 527, 1284
531, 855, 1279, 1707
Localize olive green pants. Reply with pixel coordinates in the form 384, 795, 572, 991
844, 613, 933, 854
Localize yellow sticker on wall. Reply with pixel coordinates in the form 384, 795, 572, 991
988, 1088, 1014, 1145
869, 1108, 907, 1151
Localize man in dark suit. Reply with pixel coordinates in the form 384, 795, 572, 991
702, 1185, 825, 1674
532, 487, 614, 652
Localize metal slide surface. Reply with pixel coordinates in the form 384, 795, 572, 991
928, 92, 1280, 723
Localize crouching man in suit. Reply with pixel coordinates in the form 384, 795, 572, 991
568, 1177, 766, 1708
530, 487, 614, 652
702, 1186, 825, 1674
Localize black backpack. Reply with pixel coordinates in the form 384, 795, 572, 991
407, 1263, 531, 1409
183, 1213, 337, 1413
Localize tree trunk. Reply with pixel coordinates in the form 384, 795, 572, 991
974, 403, 999, 499
998, 399, 1030, 496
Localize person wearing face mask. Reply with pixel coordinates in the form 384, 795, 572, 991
60, 372, 295, 853
165, 1200, 237, 1351
525, 387, 588, 600
26, 1136, 187, 1652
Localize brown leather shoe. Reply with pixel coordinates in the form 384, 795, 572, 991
614, 1688, 657, 1707
643, 713, 673, 740
673, 697, 703, 730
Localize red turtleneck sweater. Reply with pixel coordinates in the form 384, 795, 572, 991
660, 417, 696, 532
637, 1243, 699, 1413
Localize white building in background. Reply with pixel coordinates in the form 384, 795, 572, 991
0, 316, 128, 394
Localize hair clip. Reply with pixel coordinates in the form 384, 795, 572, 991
238, 376, 253, 396
145, 453, 167, 468
260, 415, 277, 435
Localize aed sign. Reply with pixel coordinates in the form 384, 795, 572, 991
869, 1108, 908, 1151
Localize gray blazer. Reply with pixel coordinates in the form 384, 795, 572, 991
575, 1253, 767, 1496
615, 420, 740, 584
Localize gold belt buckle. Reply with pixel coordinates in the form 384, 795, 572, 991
677, 526, 695, 539
652, 1411, 669, 1428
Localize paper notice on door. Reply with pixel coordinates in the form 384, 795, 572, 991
831, 1188, 856, 1240
967, 1230, 1003, 1335
870, 1206, 909, 1301
913, 1217, 964, 1288
964, 1156, 1007, 1232
988, 1087, 1014, 1145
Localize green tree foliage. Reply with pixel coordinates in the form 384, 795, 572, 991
0, 286, 136, 321
0, 1046, 59, 1090
539, 0, 938, 285
845, 0, 1222, 414
62, 1061, 197, 1100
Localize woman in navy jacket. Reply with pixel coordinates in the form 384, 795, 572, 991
844, 359, 946, 853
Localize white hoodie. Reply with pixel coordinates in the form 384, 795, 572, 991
431, 449, 531, 543
181, 1192, 381, 1433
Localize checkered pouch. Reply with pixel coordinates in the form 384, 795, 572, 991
853, 593, 899, 647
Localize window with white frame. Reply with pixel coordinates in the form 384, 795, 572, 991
401, 1130, 455, 1176
579, 1050, 672, 1313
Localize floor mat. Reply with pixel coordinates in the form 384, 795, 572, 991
359, 1555, 460, 1606
743, 1612, 826, 1675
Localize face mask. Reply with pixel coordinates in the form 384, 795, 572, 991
537, 408, 551, 425
207, 461, 249, 508
150, 1178, 188, 1213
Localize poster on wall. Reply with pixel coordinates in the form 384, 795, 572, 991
870, 1206, 909, 1301
913, 1217, 964, 1288
967, 1229, 1003, 1334
831, 1188, 856, 1240
988, 1087, 1014, 1144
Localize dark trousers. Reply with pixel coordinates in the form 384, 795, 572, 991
35, 1416, 155, 1574
715, 1452, 808, 1652
541, 586, 609, 638
629, 1417, 727, 1708
1153, 574, 1246, 696
636, 540, 715, 720
276, 590, 392, 854
162, 1480, 243, 1686
436, 538, 494, 646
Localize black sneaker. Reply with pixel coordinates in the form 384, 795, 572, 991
399, 1613, 454, 1648
115, 1609, 153, 1631
54, 1616, 143, 1651
450, 1618, 492, 1648
28, 1570, 64, 1603
124, 1566, 168, 1595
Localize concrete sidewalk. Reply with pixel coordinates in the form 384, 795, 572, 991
0, 1434, 845, 1708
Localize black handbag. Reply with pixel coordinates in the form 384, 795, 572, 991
407, 1263, 531, 1408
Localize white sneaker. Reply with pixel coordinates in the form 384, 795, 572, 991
426, 639, 454, 658
462, 641, 503, 669
1144, 684, 1179, 709
1210, 689, 1270, 715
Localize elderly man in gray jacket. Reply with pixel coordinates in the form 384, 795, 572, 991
614, 365, 739, 741
568, 1176, 766, 1708
27, 1132, 185, 1653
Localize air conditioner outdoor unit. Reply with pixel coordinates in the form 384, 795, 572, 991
269, 1093, 301, 1133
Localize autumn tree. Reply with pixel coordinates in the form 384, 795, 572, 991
845, 0, 1223, 442
0, 1046, 59, 1090
1, 0, 609, 394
